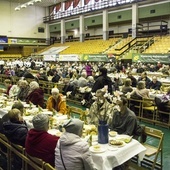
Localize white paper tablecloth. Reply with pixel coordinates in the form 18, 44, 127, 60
91, 139, 146, 170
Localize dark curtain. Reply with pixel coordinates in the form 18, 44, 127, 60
65, 0, 72, 10
84, 0, 91, 5
73, 0, 80, 8
56, 3, 61, 12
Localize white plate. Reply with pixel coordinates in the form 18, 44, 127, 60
89, 145, 107, 153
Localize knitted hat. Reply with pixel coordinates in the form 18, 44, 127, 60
51, 88, 59, 94
63, 119, 84, 136
29, 81, 39, 91
32, 114, 49, 131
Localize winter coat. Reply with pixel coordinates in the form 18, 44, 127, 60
55, 132, 96, 170
26, 88, 44, 108
3, 120, 28, 147
92, 75, 113, 94
46, 94, 67, 114
25, 129, 59, 167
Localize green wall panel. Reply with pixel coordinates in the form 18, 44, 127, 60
108, 10, 132, 23
65, 20, 79, 29
49, 23, 61, 32
84, 15, 102, 26
139, 3, 170, 18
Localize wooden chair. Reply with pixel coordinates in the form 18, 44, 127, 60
141, 98, 157, 124
69, 106, 86, 122
140, 126, 164, 170
0, 133, 11, 170
10, 143, 25, 170
127, 97, 143, 118
25, 152, 45, 170
44, 163, 55, 170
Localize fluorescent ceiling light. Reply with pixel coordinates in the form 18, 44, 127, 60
15, 7, 20, 11
27, 2, 34, 6
21, 4, 27, 8
34, 0, 42, 2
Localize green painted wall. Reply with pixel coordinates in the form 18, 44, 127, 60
84, 15, 102, 26
139, 2, 170, 18
49, 23, 61, 32
65, 20, 79, 29
108, 10, 132, 23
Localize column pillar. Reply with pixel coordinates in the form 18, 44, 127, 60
61, 19, 66, 44
80, 15, 85, 42
103, 10, 109, 40
132, 3, 139, 38
45, 7, 50, 45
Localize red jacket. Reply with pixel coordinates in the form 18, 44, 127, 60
25, 129, 59, 167
26, 88, 44, 108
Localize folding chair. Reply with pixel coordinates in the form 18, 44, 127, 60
140, 126, 164, 170
69, 106, 86, 122
141, 98, 157, 124
127, 97, 142, 118
44, 163, 55, 170
25, 152, 45, 170
10, 143, 25, 170
0, 133, 11, 170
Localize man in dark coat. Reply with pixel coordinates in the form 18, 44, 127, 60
92, 67, 113, 94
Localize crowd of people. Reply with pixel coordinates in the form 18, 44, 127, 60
0, 59, 170, 170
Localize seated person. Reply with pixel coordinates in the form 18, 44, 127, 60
127, 71, 137, 87
9, 80, 22, 98
0, 79, 12, 95
0, 102, 25, 133
130, 81, 152, 107
55, 119, 96, 170
26, 81, 44, 108
25, 114, 59, 167
121, 78, 133, 95
17, 80, 30, 101
46, 88, 67, 114
109, 97, 138, 137
148, 76, 162, 90
3, 108, 28, 147
87, 89, 113, 127
138, 72, 151, 89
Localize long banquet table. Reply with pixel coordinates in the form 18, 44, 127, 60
90, 136, 146, 170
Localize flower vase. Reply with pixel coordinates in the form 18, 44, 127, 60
98, 120, 108, 144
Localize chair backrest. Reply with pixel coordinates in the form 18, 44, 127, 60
25, 152, 45, 170
44, 163, 55, 170
69, 106, 86, 121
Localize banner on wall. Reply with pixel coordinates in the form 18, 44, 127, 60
8, 38, 38, 44
44, 54, 59, 61
59, 54, 80, 61
81, 54, 108, 62
132, 53, 170, 64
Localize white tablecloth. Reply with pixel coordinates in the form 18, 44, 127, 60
91, 139, 146, 170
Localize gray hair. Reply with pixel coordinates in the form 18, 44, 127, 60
32, 114, 49, 131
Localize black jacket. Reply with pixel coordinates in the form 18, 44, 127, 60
92, 75, 113, 94
3, 120, 28, 147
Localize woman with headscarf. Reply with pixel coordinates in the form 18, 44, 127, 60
55, 119, 96, 170
26, 81, 44, 108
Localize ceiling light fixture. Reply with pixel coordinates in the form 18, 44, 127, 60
21, 4, 27, 8
15, 7, 20, 11
34, 0, 42, 2
15, 0, 42, 11
27, 2, 34, 6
